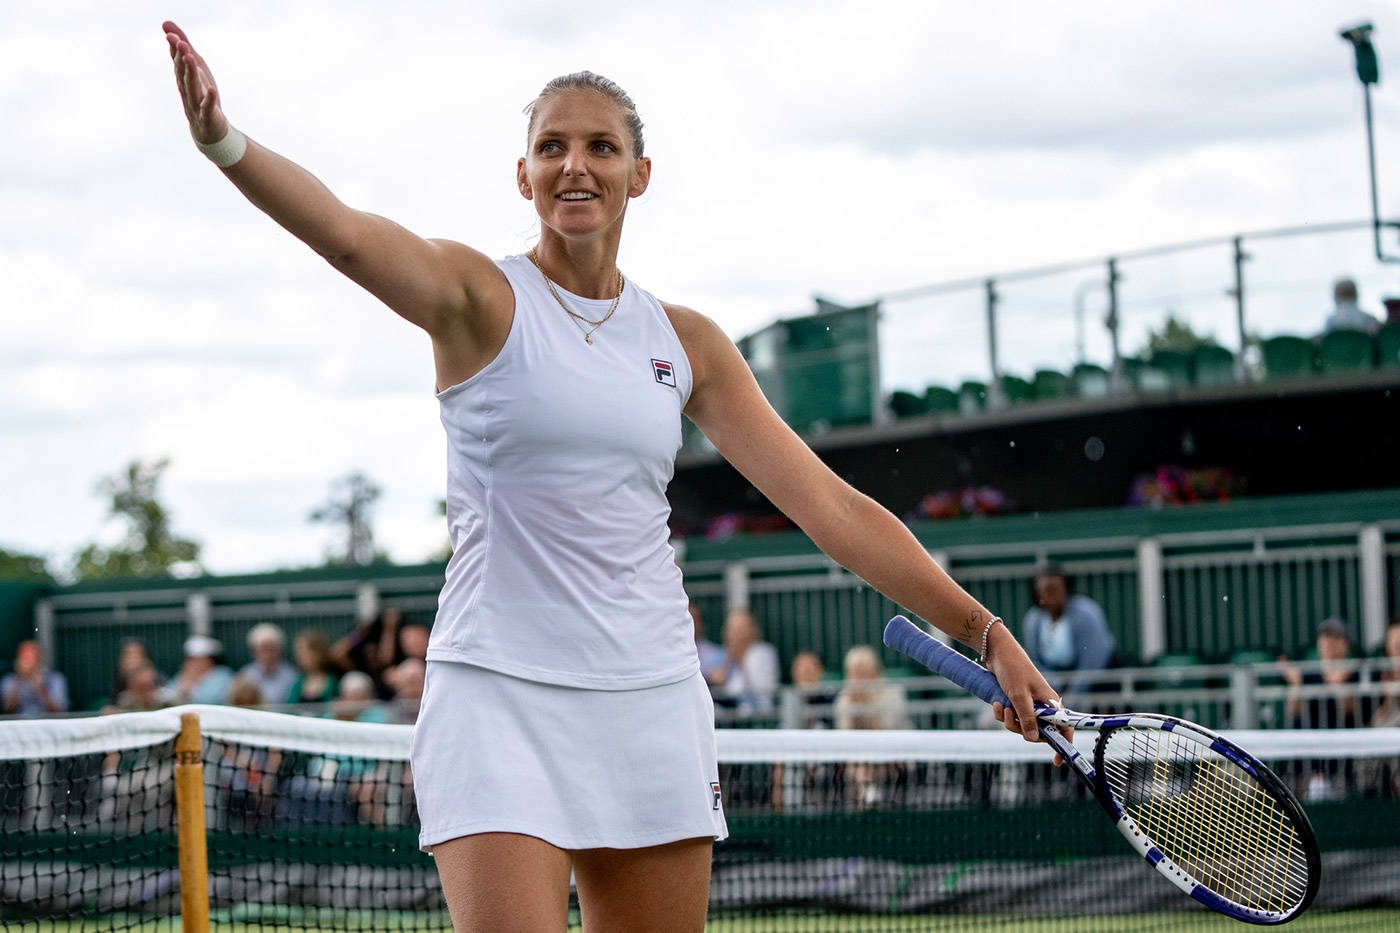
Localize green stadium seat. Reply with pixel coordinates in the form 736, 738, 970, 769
1318, 328, 1376, 374
1229, 649, 1283, 687
923, 385, 959, 413
888, 390, 927, 418
1147, 652, 1209, 689
1031, 368, 1070, 400
1228, 649, 1274, 667
1378, 323, 1400, 368
958, 380, 987, 415
1192, 344, 1236, 387
1071, 362, 1110, 397
1148, 349, 1192, 389
1119, 355, 1149, 390
999, 374, 1033, 405
1260, 335, 1316, 380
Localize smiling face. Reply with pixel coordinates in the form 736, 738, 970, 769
517, 89, 651, 246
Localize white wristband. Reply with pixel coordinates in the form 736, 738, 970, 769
195, 126, 247, 168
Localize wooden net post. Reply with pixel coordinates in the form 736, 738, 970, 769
175, 711, 211, 933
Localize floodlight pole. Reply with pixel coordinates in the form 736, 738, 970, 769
1360, 81, 1395, 263
1230, 236, 1250, 381
1341, 22, 1399, 264
1105, 257, 1125, 390
985, 278, 1006, 409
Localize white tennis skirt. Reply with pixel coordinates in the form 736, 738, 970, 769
411, 661, 729, 851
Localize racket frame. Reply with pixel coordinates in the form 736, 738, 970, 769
883, 614, 1321, 925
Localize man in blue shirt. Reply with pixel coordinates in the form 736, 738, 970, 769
1323, 278, 1382, 334
1021, 561, 1115, 702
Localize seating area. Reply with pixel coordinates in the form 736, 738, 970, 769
887, 323, 1400, 419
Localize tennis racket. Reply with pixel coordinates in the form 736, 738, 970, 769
883, 614, 1320, 925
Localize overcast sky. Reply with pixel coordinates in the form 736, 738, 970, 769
3, 0, 1399, 577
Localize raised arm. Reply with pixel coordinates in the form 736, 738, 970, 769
670, 305, 1059, 743
162, 22, 510, 354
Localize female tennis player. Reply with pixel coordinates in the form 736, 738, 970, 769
163, 21, 1061, 932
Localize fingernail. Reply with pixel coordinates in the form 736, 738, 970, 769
1029, 729, 1039, 740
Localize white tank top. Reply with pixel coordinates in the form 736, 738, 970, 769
428, 254, 698, 689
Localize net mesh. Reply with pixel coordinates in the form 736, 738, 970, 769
0, 707, 1396, 932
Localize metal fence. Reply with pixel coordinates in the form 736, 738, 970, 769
33, 517, 1400, 713
712, 658, 1400, 735
869, 218, 1400, 413
686, 520, 1397, 678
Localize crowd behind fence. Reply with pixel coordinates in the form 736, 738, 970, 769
17, 511, 1400, 726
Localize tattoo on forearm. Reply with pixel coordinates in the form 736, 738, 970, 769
963, 609, 984, 641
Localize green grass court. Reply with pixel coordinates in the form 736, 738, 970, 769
18, 910, 1399, 932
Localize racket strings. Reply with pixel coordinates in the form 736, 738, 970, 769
1101, 728, 1310, 914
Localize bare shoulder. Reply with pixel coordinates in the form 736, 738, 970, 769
416, 238, 514, 338
661, 301, 736, 390
428, 238, 513, 307
660, 300, 722, 343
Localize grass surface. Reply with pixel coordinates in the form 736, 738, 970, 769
11, 909, 1398, 932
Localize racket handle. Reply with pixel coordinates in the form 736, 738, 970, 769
883, 615, 1010, 707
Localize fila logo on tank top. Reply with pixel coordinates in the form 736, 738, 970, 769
431, 254, 698, 691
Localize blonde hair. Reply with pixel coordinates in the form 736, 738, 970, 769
525, 72, 645, 158
843, 645, 884, 679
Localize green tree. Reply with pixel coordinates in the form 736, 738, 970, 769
309, 470, 387, 566
72, 458, 202, 580
1142, 313, 1217, 357
0, 547, 55, 583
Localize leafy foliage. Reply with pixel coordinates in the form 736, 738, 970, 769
1141, 314, 1217, 356
72, 458, 202, 580
309, 471, 387, 566
0, 548, 55, 583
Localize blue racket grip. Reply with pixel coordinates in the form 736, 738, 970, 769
883, 614, 1010, 707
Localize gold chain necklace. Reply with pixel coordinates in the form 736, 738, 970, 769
527, 248, 624, 346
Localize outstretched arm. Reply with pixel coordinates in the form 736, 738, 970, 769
162, 21, 508, 343
669, 305, 1060, 744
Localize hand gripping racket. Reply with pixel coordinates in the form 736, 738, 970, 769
884, 615, 1320, 925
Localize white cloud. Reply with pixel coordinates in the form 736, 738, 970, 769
4, 0, 1400, 572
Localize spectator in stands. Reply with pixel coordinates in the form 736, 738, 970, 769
1282, 618, 1368, 801
711, 608, 780, 714
1282, 618, 1365, 729
1384, 297, 1400, 325
1361, 620, 1400, 797
690, 602, 726, 685
834, 645, 911, 731
1323, 278, 1381, 335
331, 607, 411, 698
1371, 619, 1400, 729
770, 650, 837, 810
387, 658, 427, 724
399, 623, 430, 661
112, 638, 165, 703
110, 663, 176, 713
173, 635, 235, 705
331, 670, 390, 724
228, 677, 266, 708
835, 645, 910, 808
237, 623, 298, 704
287, 628, 340, 705
1021, 561, 1115, 702
791, 650, 835, 729
1, 640, 69, 717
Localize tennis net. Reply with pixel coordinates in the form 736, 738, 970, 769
0, 705, 1396, 931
